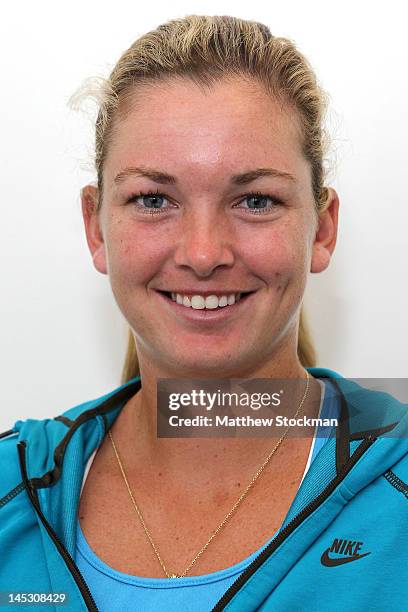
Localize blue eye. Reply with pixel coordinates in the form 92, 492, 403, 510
237, 192, 284, 214
127, 190, 169, 214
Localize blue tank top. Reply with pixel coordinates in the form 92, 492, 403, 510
76, 379, 339, 611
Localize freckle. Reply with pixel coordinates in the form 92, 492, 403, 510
200, 526, 203, 530
176, 536, 179, 541
158, 472, 162, 476
275, 272, 281, 277
290, 480, 295, 485
277, 285, 282, 291
237, 482, 241, 487
214, 454, 218, 458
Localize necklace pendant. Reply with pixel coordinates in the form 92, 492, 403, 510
170, 573, 178, 578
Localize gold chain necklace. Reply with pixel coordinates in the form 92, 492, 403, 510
108, 371, 310, 578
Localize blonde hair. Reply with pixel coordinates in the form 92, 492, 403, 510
79, 15, 332, 382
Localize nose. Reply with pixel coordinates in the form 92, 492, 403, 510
173, 206, 235, 276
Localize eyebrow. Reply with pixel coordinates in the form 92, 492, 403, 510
113, 166, 296, 185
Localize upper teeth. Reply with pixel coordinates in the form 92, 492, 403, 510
171, 293, 241, 309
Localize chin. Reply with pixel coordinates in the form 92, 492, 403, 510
156, 346, 253, 379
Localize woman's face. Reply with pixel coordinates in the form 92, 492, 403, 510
82, 77, 338, 377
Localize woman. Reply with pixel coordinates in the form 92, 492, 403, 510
1, 15, 407, 612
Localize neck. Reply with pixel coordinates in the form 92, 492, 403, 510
110, 355, 322, 486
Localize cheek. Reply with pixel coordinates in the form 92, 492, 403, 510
245, 226, 310, 285
104, 221, 163, 287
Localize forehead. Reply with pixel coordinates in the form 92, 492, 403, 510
105, 77, 306, 186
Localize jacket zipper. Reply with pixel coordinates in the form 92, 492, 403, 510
17, 441, 99, 612
211, 435, 376, 611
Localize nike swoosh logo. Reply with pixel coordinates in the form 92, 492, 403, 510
321, 548, 371, 567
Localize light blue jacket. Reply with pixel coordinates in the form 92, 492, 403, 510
1, 368, 407, 611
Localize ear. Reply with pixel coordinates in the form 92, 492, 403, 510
81, 184, 107, 275
310, 187, 340, 273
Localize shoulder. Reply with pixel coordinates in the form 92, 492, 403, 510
0, 377, 141, 502
310, 367, 408, 428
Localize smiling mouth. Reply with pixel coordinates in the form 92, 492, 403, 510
156, 290, 255, 308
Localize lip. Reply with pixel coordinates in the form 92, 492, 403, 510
153, 290, 257, 324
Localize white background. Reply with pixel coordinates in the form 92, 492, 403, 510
1, 0, 407, 430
